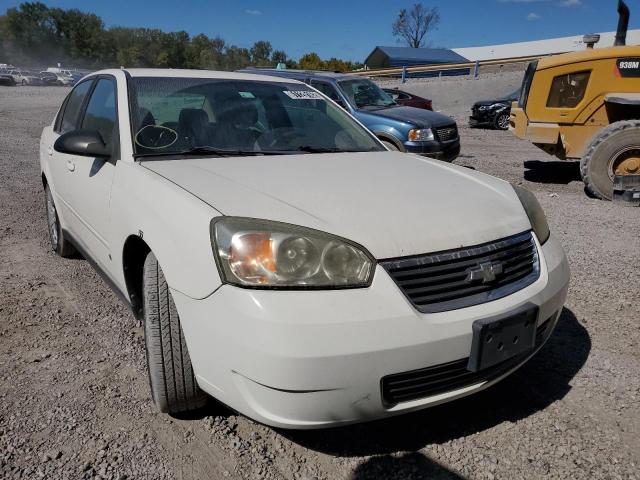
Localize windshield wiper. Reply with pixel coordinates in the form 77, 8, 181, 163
134, 146, 278, 158
278, 145, 379, 154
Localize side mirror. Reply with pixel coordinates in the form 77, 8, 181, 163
54, 130, 111, 158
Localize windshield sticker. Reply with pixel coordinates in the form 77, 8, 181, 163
283, 90, 324, 100
239, 91, 255, 99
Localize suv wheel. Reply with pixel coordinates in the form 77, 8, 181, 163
142, 252, 208, 413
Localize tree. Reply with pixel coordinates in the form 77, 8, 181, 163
392, 4, 440, 48
298, 52, 323, 70
271, 49, 287, 65
250, 40, 272, 66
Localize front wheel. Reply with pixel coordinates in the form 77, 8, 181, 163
494, 112, 510, 130
581, 120, 640, 200
45, 185, 76, 257
142, 252, 207, 413
381, 140, 399, 151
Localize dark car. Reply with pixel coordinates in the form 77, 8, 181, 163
241, 69, 459, 161
0, 73, 15, 86
382, 88, 432, 110
38, 71, 62, 86
469, 88, 520, 130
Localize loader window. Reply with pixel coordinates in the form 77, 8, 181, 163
546, 71, 590, 108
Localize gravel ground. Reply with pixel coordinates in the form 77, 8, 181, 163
1, 85, 639, 480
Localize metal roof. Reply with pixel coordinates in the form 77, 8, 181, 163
365, 47, 469, 68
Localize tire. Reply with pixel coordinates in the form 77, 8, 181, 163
142, 252, 207, 413
580, 120, 640, 200
21, 79, 26, 86
381, 140, 400, 151
493, 112, 510, 130
45, 185, 76, 257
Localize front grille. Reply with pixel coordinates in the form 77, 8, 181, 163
435, 125, 458, 142
381, 314, 555, 405
380, 231, 539, 313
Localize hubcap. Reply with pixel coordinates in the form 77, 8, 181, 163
498, 114, 509, 129
47, 194, 59, 247
609, 146, 640, 180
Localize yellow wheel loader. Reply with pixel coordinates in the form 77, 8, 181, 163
510, 0, 640, 201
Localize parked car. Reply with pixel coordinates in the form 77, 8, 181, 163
40, 68, 569, 429
382, 88, 433, 110
0, 73, 15, 86
240, 69, 460, 161
38, 71, 62, 86
469, 88, 521, 130
8, 69, 43, 85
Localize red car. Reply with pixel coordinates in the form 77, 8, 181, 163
383, 88, 433, 111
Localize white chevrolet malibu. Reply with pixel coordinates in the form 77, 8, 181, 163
40, 69, 569, 429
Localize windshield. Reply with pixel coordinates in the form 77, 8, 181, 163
338, 78, 396, 109
129, 77, 384, 157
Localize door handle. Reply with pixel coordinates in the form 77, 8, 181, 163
66, 160, 75, 172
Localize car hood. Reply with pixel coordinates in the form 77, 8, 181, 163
360, 105, 454, 128
141, 152, 530, 259
474, 99, 513, 107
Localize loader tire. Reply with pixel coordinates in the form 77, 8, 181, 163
580, 120, 640, 200
143, 252, 207, 414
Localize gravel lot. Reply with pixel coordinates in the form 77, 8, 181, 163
1, 85, 638, 480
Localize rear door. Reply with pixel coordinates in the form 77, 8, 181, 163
63, 76, 119, 269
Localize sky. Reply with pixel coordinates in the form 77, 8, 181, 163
0, 0, 634, 61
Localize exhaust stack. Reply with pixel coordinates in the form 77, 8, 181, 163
614, 0, 630, 46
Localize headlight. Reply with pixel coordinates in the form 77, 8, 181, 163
210, 217, 375, 288
512, 185, 550, 244
408, 128, 434, 142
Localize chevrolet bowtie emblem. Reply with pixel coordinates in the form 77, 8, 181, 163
467, 261, 503, 284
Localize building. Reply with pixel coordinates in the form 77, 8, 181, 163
365, 29, 640, 69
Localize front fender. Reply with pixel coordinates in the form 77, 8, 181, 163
110, 161, 223, 300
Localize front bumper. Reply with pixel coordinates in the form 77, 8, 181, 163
404, 138, 460, 162
172, 233, 569, 429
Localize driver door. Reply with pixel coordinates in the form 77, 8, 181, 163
63, 76, 119, 270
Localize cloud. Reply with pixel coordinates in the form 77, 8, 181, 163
244, 9, 262, 15
527, 12, 541, 20
559, 0, 582, 6
499, 0, 549, 3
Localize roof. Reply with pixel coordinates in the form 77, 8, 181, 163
94, 68, 302, 84
537, 45, 640, 70
364, 47, 469, 68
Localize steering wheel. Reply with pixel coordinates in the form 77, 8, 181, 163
256, 127, 305, 149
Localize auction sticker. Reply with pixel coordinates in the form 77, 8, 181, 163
283, 90, 324, 100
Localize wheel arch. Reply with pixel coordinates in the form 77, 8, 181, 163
374, 132, 405, 151
122, 234, 151, 319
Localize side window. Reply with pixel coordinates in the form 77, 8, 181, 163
60, 80, 93, 133
310, 81, 340, 102
81, 78, 117, 145
546, 71, 591, 108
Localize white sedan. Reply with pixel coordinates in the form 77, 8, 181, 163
40, 69, 569, 429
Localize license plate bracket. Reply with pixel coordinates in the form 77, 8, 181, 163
467, 304, 538, 372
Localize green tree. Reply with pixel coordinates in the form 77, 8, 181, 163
298, 52, 324, 70
250, 40, 272, 66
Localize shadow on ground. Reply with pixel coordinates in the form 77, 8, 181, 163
524, 160, 581, 184
351, 452, 463, 480
282, 308, 589, 459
